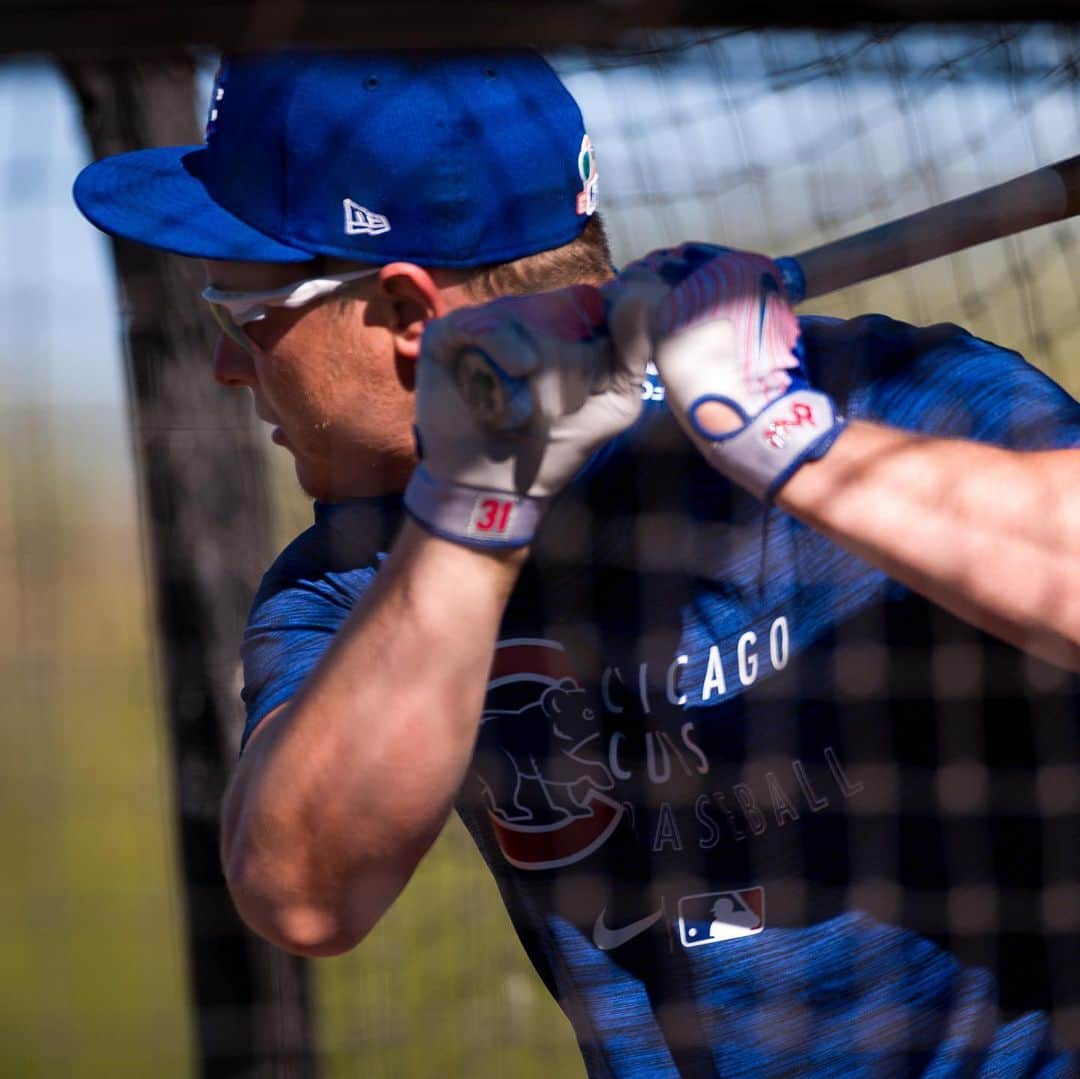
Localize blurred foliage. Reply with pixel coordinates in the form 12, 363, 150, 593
0, 401, 192, 1077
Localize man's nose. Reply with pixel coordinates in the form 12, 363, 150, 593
212, 334, 258, 387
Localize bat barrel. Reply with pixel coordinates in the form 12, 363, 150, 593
787, 154, 1080, 303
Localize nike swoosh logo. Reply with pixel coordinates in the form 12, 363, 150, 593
593, 906, 665, 951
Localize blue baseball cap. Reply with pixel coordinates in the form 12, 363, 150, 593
73, 50, 599, 267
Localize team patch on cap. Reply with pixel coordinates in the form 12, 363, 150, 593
576, 134, 598, 216
205, 62, 228, 141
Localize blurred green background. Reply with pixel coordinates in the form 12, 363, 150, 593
2, 28, 1079, 1077
0, 54, 586, 1079
0, 397, 586, 1078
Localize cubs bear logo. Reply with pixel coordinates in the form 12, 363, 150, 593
472, 638, 624, 871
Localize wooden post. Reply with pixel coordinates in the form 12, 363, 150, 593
62, 56, 320, 1078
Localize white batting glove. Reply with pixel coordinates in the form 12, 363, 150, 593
607, 243, 846, 500
405, 285, 645, 548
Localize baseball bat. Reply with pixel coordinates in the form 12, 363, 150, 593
458, 154, 1080, 429
776, 153, 1080, 302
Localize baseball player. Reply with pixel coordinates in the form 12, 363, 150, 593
74, 50, 1080, 1076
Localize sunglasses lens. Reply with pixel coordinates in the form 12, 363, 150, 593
208, 302, 253, 352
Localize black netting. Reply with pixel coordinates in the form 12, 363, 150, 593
3, 24, 1078, 1078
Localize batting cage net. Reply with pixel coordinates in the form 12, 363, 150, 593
1, 18, 1078, 1079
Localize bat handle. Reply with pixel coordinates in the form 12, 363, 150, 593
453, 346, 534, 431
452, 299, 612, 431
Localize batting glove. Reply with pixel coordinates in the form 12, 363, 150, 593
608, 243, 846, 500
405, 285, 645, 548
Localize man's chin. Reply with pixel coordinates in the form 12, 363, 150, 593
293, 460, 335, 503
292, 450, 416, 502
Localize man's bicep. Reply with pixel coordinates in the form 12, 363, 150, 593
220, 700, 289, 871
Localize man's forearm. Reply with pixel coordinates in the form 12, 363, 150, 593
221, 519, 527, 956
777, 420, 1080, 668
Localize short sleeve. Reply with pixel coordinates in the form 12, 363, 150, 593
240, 561, 379, 749
238, 496, 403, 751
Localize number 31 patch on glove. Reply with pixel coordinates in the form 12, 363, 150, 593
467, 495, 520, 539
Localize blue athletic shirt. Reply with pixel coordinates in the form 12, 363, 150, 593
241, 315, 1080, 1077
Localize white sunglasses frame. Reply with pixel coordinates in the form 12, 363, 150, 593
202, 267, 381, 351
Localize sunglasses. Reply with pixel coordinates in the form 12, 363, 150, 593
201, 267, 381, 352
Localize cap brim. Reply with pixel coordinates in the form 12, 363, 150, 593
73, 146, 314, 263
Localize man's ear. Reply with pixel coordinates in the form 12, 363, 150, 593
376, 263, 447, 360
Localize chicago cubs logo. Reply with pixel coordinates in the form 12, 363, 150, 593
205, 62, 228, 141
473, 638, 623, 871
576, 134, 599, 216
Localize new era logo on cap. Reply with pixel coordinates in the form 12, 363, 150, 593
343, 199, 391, 236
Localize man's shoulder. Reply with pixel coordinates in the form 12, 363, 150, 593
798, 312, 975, 377
797, 310, 1063, 388
252, 496, 404, 616
799, 311, 1080, 442
239, 497, 404, 743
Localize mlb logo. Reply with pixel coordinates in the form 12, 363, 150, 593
677, 887, 765, 948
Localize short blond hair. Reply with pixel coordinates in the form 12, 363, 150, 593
323, 213, 613, 304
462, 214, 613, 300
